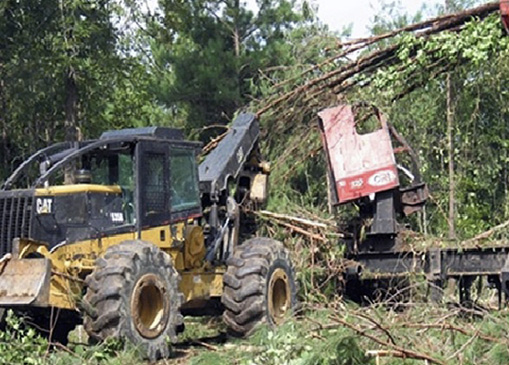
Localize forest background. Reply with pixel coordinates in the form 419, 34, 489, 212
2, 0, 509, 363
2, 0, 508, 239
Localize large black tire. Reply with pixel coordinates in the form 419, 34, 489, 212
83, 240, 183, 360
222, 237, 297, 336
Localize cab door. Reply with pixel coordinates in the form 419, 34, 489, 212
136, 141, 172, 246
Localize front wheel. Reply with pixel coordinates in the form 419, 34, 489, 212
222, 237, 297, 336
83, 240, 183, 360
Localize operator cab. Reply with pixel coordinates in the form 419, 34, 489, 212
0, 127, 201, 252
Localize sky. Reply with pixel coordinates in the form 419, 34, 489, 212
243, 0, 444, 38
314, 0, 442, 37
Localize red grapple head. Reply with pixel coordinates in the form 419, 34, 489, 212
318, 105, 399, 205
501, 0, 509, 33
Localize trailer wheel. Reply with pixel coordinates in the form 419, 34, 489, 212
222, 237, 297, 336
83, 240, 183, 360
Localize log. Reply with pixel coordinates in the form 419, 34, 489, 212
258, 210, 328, 229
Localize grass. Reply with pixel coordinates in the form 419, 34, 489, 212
172, 280, 509, 365
4, 290, 509, 365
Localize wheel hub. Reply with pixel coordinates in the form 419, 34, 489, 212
131, 273, 169, 338
268, 268, 291, 324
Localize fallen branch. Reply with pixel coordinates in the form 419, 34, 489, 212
191, 340, 218, 351
461, 219, 509, 246
254, 209, 349, 241
258, 210, 328, 229
366, 349, 420, 361
256, 2, 500, 118
201, 130, 229, 156
269, 2, 499, 96
352, 312, 397, 346
402, 323, 502, 344
446, 332, 478, 361
330, 315, 445, 365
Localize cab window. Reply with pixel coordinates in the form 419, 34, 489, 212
170, 148, 200, 212
144, 152, 168, 215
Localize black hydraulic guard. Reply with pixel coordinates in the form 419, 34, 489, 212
199, 113, 259, 197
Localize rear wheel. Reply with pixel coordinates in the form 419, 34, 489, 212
83, 240, 182, 360
222, 237, 297, 336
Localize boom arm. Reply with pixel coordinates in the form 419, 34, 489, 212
198, 112, 266, 263
199, 113, 260, 199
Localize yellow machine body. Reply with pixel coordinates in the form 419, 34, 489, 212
0, 184, 223, 312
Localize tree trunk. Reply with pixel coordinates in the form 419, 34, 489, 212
445, 0, 456, 240
64, 66, 78, 184
233, 0, 240, 58
233, 0, 242, 110
0, 65, 7, 168
446, 71, 456, 240
65, 66, 78, 142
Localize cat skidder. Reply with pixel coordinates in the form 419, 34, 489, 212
0, 113, 297, 360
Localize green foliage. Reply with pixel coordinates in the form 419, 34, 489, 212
304, 336, 370, 365
0, 0, 169, 180
250, 322, 369, 365
151, 0, 316, 135
46, 337, 143, 365
4, 0, 509, 362
0, 311, 142, 364
370, 14, 508, 98
251, 323, 316, 364
0, 310, 48, 365
368, 0, 425, 39
185, 299, 509, 365
190, 317, 370, 365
